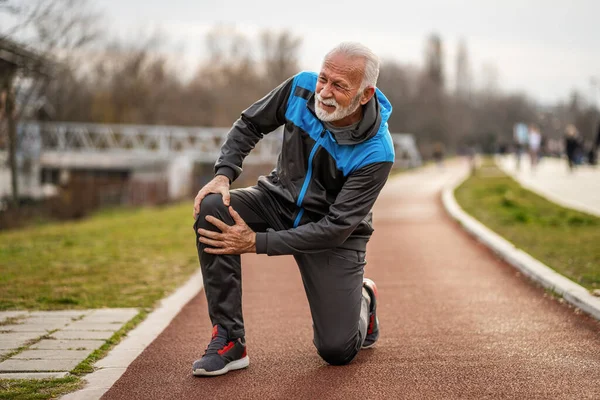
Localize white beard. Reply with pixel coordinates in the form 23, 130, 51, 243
314, 92, 362, 122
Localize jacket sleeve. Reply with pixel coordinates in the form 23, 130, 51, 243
255, 161, 394, 255
214, 76, 294, 183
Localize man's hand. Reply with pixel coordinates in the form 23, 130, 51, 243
197, 206, 256, 255
193, 175, 230, 220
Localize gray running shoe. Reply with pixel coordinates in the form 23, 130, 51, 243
192, 325, 249, 376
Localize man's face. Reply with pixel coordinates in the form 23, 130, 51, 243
315, 53, 366, 123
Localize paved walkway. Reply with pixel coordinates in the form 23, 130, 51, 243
0, 309, 138, 379
498, 155, 600, 217
100, 160, 600, 399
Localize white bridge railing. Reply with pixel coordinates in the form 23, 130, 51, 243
17, 122, 421, 167
18, 122, 284, 165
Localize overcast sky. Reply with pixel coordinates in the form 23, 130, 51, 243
8, 0, 600, 105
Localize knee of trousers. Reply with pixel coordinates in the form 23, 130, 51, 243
195, 193, 228, 230
316, 339, 359, 366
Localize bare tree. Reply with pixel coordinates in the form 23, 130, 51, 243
193, 26, 264, 126
455, 39, 471, 100
480, 63, 500, 97
0, 0, 102, 204
85, 34, 185, 125
378, 60, 421, 133
260, 30, 302, 87
417, 34, 447, 153
424, 33, 445, 90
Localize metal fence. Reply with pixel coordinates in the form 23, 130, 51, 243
16, 121, 421, 168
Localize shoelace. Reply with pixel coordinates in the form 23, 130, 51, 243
204, 334, 228, 356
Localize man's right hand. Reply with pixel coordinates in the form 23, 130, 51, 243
193, 175, 231, 220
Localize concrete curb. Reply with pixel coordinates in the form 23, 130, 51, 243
60, 269, 203, 400
442, 173, 600, 322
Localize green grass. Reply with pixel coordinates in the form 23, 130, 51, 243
0, 377, 82, 400
0, 202, 198, 399
454, 160, 600, 290
0, 202, 199, 310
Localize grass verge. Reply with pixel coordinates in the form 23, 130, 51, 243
0, 202, 199, 310
454, 159, 600, 290
0, 201, 198, 398
0, 377, 82, 400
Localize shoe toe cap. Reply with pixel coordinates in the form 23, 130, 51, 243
193, 355, 225, 372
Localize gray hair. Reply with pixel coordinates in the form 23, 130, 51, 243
324, 42, 380, 90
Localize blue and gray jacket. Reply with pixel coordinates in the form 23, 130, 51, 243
215, 71, 395, 256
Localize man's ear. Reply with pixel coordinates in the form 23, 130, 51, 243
360, 87, 376, 105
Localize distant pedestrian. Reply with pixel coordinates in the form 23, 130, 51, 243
539, 134, 547, 160
591, 121, 600, 166
528, 124, 542, 169
565, 124, 579, 172
596, 121, 600, 150
432, 142, 445, 169
513, 122, 528, 170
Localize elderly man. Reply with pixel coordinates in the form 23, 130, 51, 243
192, 42, 394, 376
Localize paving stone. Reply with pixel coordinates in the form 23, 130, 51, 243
0, 340, 26, 350
31, 339, 104, 351
0, 332, 42, 341
51, 330, 114, 340
0, 312, 28, 321
88, 308, 138, 316
85, 309, 137, 322
81, 315, 134, 324
27, 311, 89, 318
0, 332, 43, 349
0, 358, 80, 372
0, 324, 61, 333
63, 322, 123, 331
24, 317, 77, 325
13, 349, 90, 360
0, 371, 68, 380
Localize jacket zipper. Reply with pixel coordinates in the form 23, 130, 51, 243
293, 130, 327, 228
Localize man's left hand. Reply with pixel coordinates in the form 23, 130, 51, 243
197, 206, 256, 255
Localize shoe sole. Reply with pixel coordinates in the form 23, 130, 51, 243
192, 356, 250, 377
362, 279, 379, 350
361, 316, 380, 349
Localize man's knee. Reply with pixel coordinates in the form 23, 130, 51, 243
201, 194, 228, 215
316, 338, 359, 366
195, 194, 227, 230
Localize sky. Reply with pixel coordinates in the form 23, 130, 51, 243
6, 0, 600, 105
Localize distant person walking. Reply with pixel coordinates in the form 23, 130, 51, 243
565, 124, 579, 172
513, 122, 528, 170
591, 121, 600, 166
596, 121, 600, 151
432, 142, 445, 169
528, 124, 542, 169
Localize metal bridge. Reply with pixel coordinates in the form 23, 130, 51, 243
17, 121, 421, 169
4, 122, 421, 201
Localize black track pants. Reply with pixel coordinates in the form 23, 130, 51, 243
194, 187, 370, 365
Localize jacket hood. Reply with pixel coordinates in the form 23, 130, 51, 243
307, 88, 392, 145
